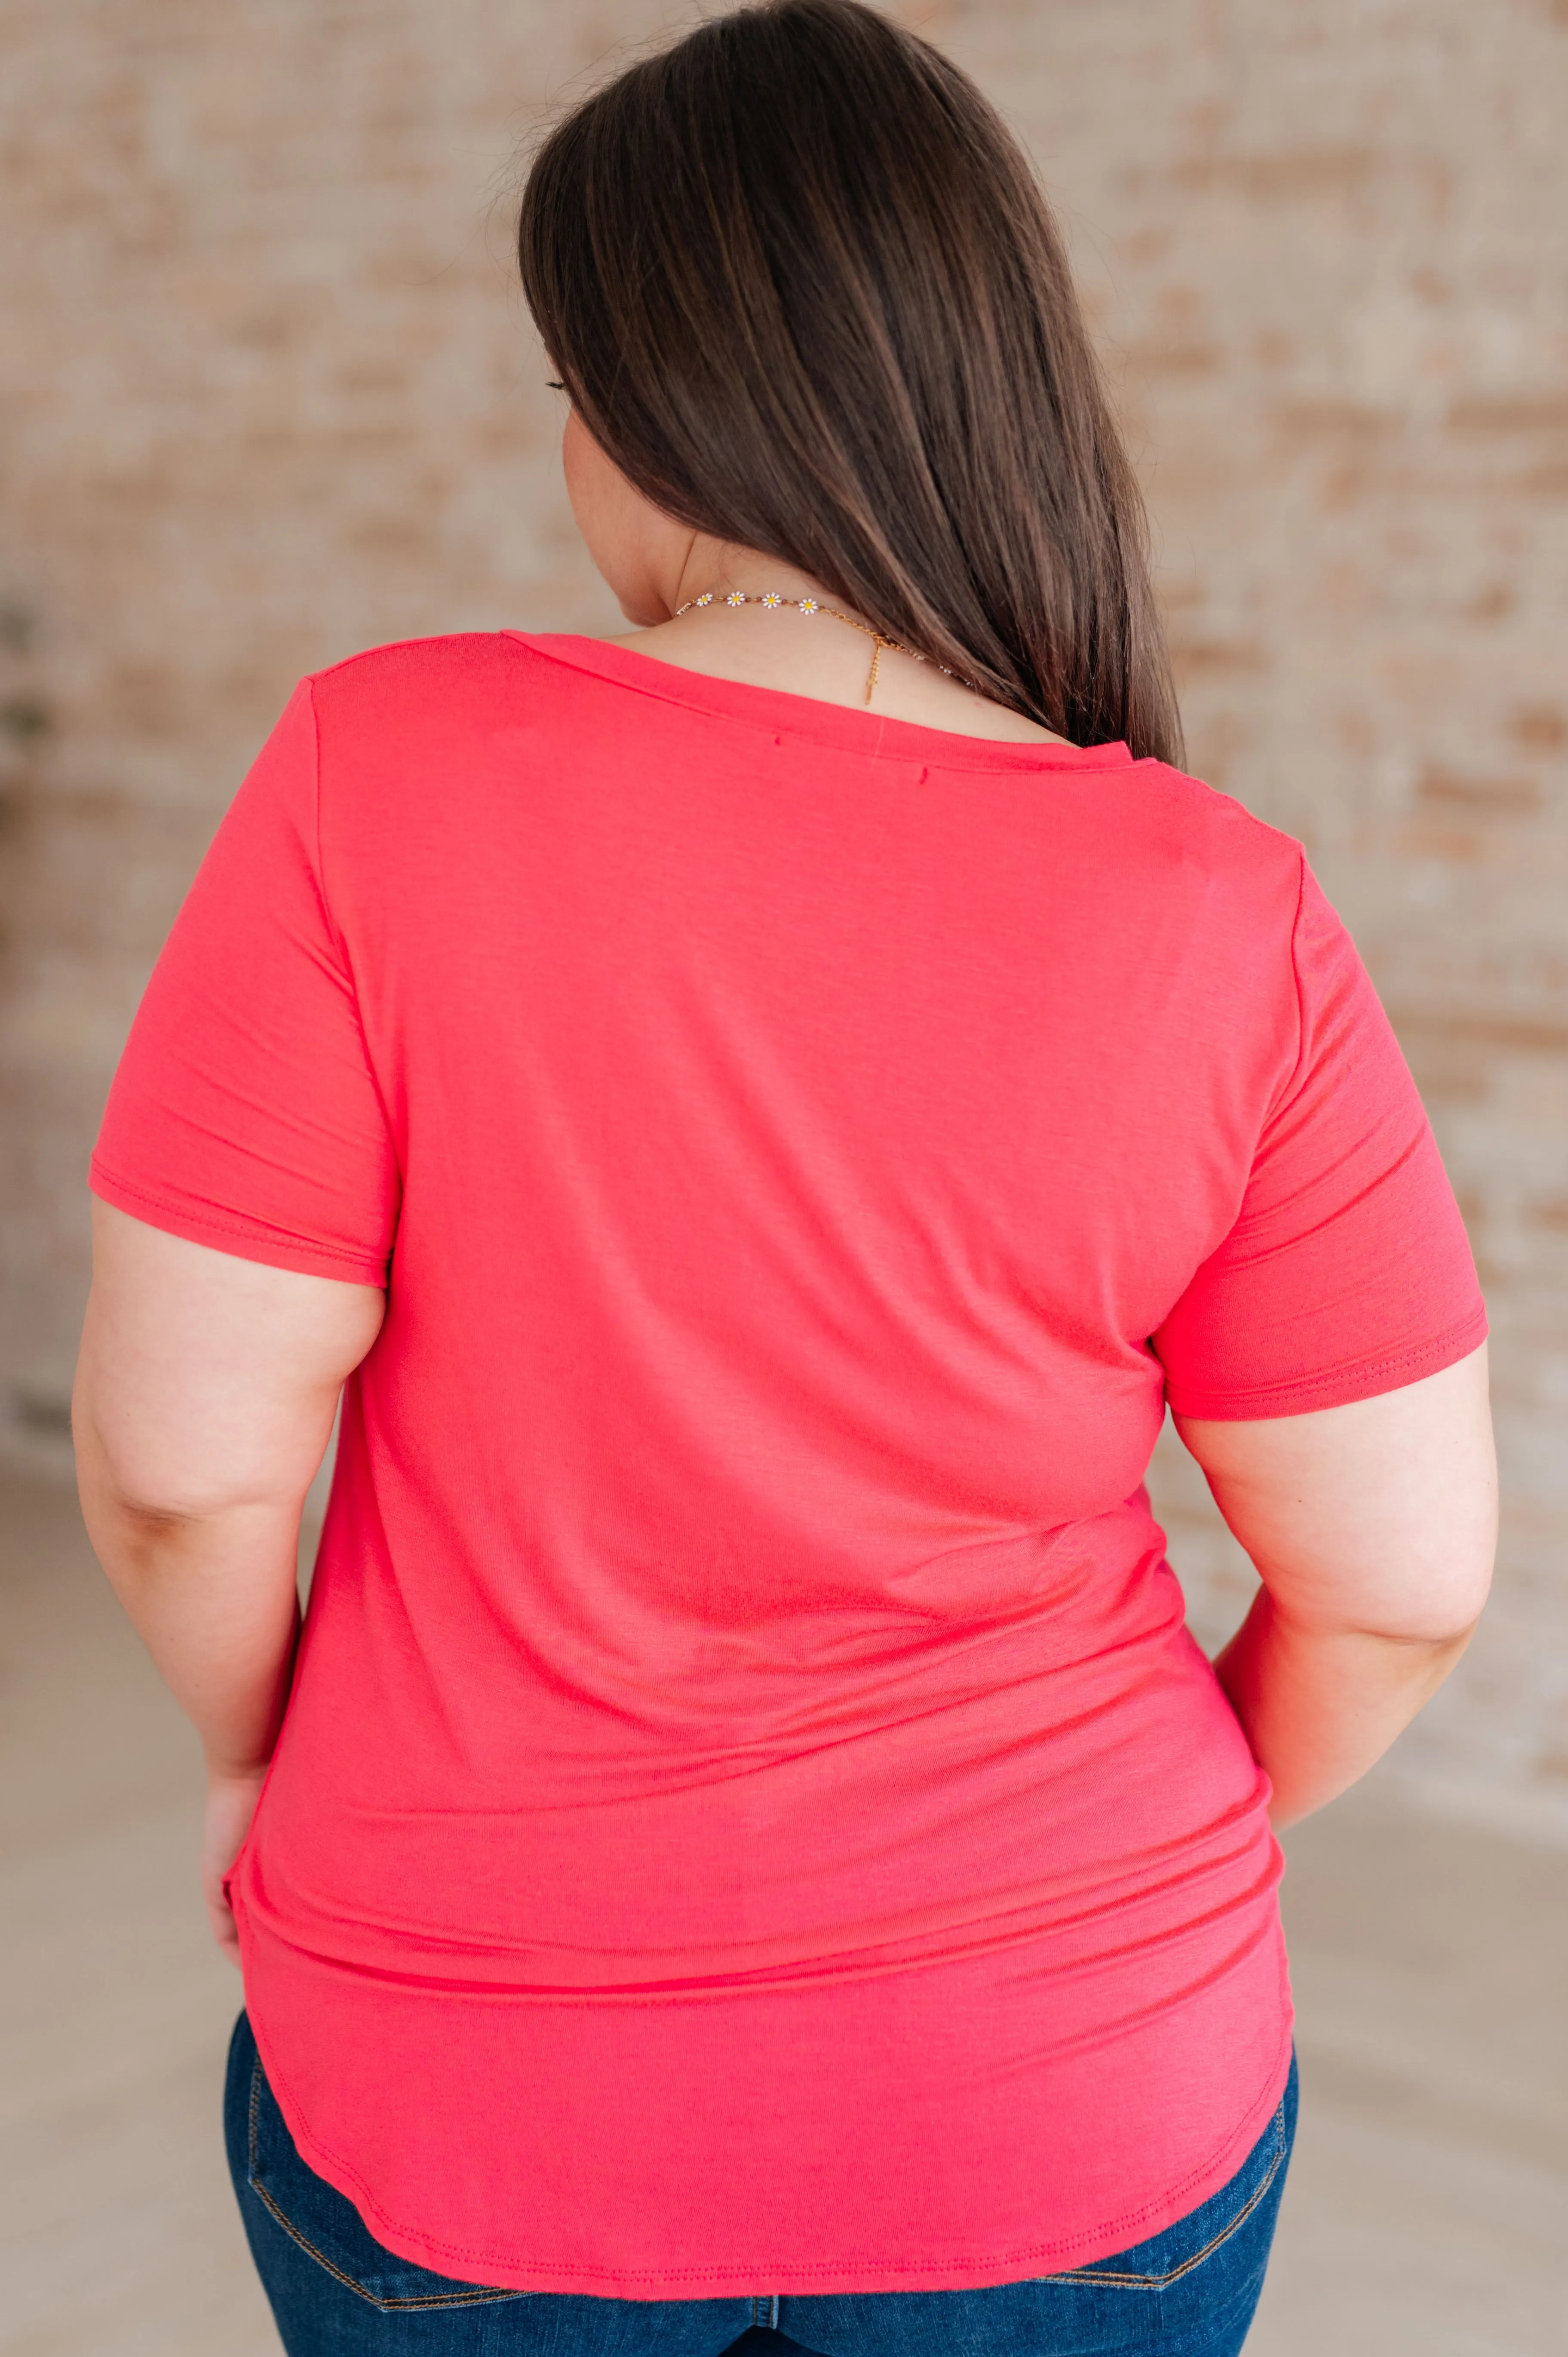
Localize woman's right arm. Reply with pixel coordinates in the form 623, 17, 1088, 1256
1174, 1343, 1496, 1828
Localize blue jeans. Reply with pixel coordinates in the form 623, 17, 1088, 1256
225, 2012, 1296, 2356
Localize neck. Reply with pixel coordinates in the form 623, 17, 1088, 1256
614, 543, 1073, 748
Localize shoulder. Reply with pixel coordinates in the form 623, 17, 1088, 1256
299, 635, 589, 814
304, 630, 545, 721
1093, 756, 1308, 931
294, 635, 599, 863
1122, 757, 1301, 862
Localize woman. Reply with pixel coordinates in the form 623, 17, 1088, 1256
74, 3, 1495, 2351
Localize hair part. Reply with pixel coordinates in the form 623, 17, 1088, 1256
518, 0, 1183, 764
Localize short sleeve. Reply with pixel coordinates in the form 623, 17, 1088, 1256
1153, 859, 1486, 1418
91, 680, 399, 1284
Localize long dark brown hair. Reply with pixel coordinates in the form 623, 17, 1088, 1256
518, 0, 1183, 763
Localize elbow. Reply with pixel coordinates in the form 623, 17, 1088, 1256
1351, 1609, 1486, 1655
72, 1381, 240, 1528
78, 1446, 253, 1532
1279, 1562, 1494, 1652
1362, 1546, 1496, 1648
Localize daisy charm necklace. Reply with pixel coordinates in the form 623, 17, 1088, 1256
672, 586, 972, 706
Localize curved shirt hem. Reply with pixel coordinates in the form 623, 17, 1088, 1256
243, 1987, 1296, 2300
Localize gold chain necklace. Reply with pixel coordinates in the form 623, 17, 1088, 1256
672, 586, 971, 706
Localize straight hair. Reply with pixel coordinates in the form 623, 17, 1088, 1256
518, 0, 1184, 764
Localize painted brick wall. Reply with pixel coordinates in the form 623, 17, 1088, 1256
1, 0, 1564, 1831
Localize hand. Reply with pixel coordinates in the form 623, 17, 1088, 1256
202, 1762, 269, 1967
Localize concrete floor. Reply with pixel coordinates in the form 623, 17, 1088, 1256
2, 1465, 1564, 2357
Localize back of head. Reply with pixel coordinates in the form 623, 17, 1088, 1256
519, 0, 1183, 764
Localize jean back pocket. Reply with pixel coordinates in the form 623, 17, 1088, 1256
238, 2015, 528, 2313
1033, 2053, 1298, 2301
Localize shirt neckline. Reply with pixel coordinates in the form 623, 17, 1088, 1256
503, 631, 1136, 774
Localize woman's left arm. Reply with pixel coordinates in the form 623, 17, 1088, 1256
73, 1200, 385, 1963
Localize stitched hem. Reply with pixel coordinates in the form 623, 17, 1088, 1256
243, 1992, 1296, 2299
88, 1160, 390, 1286
1164, 1304, 1488, 1422
247, 2057, 525, 2311
1033, 2097, 1287, 2289
502, 632, 1142, 777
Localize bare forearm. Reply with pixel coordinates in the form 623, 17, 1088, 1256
1214, 1587, 1475, 1828
76, 1424, 302, 1774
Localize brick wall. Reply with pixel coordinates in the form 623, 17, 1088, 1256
2, 0, 1564, 1832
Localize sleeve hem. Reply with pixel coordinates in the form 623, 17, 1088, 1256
1163, 1304, 1488, 1422
89, 1160, 390, 1287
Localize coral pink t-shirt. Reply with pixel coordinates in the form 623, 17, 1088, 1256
92, 633, 1485, 2297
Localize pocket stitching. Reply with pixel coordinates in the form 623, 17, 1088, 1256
1034, 2099, 1287, 2292
246, 2055, 526, 2311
